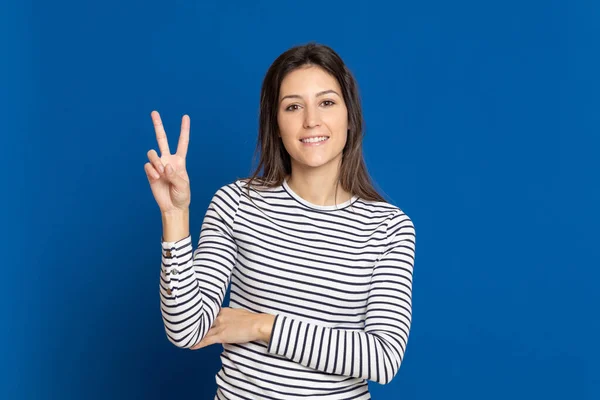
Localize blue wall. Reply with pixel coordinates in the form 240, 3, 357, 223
2, 0, 598, 399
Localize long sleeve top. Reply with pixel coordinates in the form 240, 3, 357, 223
159, 179, 416, 400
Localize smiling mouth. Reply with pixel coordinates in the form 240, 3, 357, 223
299, 136, 330, 144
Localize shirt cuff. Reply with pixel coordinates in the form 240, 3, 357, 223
266, 314, 286, 355
161, 234, 192, 252
160, 234, 193, 299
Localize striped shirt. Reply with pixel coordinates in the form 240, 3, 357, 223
159, 179, 416, 399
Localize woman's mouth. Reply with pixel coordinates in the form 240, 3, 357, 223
299, 136, 330, 146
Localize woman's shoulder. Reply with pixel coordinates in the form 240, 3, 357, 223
352, 196, 407, 217
352, 197, 414, 231
213, 178, 283, 198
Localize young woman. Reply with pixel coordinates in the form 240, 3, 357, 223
144, 43, 416, 400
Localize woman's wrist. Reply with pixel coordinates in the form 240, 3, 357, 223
256, 313, 276, 342
161, 208, 190, 242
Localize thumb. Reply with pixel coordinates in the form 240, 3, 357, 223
164, 164, 188, 191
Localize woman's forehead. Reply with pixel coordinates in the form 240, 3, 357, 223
280, 66, 341, 98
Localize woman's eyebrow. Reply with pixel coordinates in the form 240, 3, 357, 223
279, 89, 341, 104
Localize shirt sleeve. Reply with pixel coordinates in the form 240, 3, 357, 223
159, 181, 242, 349
266, 210, 416, 385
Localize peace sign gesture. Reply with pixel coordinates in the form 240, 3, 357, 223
144, 111, 191, 214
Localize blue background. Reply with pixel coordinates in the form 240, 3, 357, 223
2, 0, 598, 399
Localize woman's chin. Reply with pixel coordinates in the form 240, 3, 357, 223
292, 155, 341, 171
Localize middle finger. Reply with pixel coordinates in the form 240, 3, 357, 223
151, 110, 171, 156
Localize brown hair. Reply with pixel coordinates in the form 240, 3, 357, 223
245, 42, 385, 203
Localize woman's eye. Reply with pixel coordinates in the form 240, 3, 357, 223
285, 101, 334, 111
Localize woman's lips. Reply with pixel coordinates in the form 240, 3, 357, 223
299, 136, 330, 146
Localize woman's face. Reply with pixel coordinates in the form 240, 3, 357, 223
277, 65, 348, 173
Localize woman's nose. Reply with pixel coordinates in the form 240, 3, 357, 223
303, 106, 321, 129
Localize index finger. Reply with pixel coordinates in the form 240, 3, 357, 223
176, 114, 190, 159
150, 110, 171, 156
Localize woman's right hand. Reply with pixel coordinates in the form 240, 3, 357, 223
144, 110, 191, 214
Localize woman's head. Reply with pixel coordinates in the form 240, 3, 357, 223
277, 64, 348, 176
248, 42, 385, 202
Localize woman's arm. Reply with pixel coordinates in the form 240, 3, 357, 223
161, 208, 190, 242
159, 182, 242, 349
265, 211, 416, 385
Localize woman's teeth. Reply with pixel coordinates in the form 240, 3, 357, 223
300, 136, 329, 143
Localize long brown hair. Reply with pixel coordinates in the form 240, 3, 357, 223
245, 42, 385, 203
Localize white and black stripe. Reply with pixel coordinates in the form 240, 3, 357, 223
160, 179, 416, 399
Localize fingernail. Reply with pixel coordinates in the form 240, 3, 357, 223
166, 165, 173, 174
159, 165, 165, 173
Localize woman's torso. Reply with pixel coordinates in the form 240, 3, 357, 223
212, 181, 399, 399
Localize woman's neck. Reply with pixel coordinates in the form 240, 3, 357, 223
286, 161, 353, 206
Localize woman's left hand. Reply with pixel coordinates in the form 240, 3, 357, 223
190, 307, 275, 350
